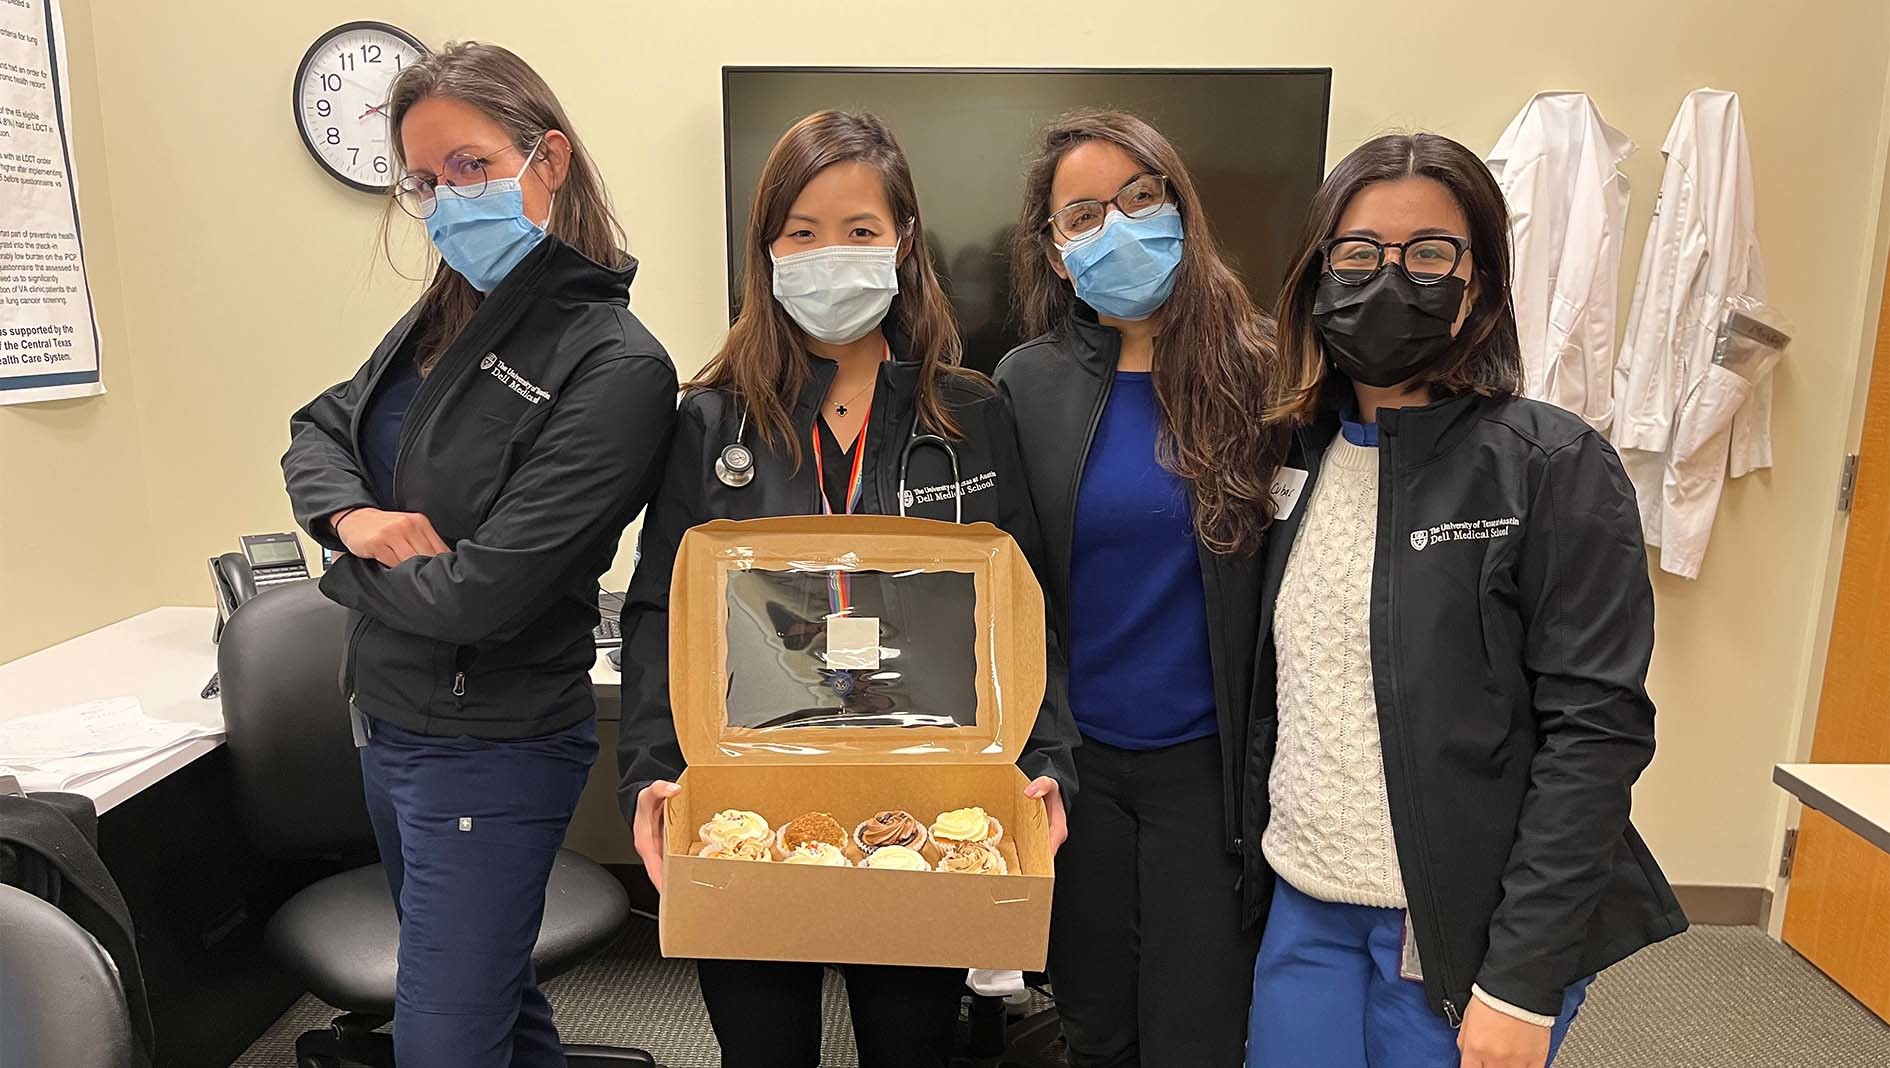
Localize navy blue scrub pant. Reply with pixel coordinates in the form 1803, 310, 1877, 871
360, 715, 597, 1068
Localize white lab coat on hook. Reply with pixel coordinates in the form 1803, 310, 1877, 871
1612, 88, 1769, 579
1486, 92, 1635, 431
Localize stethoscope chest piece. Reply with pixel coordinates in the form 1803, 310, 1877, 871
715, 442, 755, 488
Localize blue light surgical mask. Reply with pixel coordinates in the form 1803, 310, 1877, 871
426, 141, 552, 293
1056, 203, 1183, 321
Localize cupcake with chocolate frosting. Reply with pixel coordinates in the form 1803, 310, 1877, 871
854, 809, 928, 855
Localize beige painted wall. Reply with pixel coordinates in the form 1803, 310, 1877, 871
0, 0, 153, 662
14, 0, 1890, 888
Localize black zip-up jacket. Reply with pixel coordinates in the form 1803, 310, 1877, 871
992, 308, 1263, 855
615, 353, 1081, 818
282, 238, 677, 739
1243, 392, 1688, 1022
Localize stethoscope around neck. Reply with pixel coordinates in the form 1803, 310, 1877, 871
715, 403, 964, 523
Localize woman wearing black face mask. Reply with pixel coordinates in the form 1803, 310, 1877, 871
1240, 134, 1686, 1068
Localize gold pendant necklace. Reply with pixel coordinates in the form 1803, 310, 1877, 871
830, 378, 874, 417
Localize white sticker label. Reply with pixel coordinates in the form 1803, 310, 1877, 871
825, 615, 882, 671
1400, 911, 1424, 981
1270, 467, 1310, 521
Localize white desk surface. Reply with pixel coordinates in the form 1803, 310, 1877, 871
0, 607, 223, 814
1774, 763, 1890, 855
1, 611, 628, 812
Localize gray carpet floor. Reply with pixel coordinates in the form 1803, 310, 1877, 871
235, 922, 1890, 1067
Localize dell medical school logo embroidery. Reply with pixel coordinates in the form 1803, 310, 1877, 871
481, 353, 551, 406
902, 470, 998, 510
1409, 516, 1521, 552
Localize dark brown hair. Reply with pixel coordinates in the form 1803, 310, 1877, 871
694, 110, 973, 464
1271, 132, 1523, 423
383, 42, 626, 371
1011, 108, 1283, 555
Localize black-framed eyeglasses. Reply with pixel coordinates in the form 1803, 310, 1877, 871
1046, 173, 1170, 245
1321, 235, 1471, 285
393, 141, 535, 221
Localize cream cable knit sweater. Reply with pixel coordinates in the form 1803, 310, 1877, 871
1263, 433, 1406, 909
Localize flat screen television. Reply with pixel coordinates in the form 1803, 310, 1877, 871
722, 66, 1332, 372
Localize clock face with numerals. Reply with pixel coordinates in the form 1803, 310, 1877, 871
292, 22, 427, 193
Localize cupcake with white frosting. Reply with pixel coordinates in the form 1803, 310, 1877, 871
781, 842, 851, 867
938, 841, 1008, 876
862, 844, 931, 871
701, 838, 772, 862
699, 809, 772, 852
930, 806, 1003, 849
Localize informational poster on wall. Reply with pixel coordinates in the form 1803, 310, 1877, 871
0, 0, 101, 405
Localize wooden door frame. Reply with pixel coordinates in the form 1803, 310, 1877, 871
1770, 170, 1890, 937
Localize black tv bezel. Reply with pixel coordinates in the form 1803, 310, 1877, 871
718, 65, 1335, 318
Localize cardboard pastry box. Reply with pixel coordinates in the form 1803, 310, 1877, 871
661, 515, 1054, 971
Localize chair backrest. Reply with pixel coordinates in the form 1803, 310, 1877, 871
0, 883, 134, 1068
216, 580, 375, 858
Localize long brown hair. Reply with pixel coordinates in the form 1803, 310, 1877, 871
382, 42, 626, 371
1011, 108, 1283, 555
695, 110, 973, 465
1271, 132, 1523, 424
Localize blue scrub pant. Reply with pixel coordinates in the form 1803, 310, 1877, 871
1248, 879, 1590, 1068
360, 716, 597, 1068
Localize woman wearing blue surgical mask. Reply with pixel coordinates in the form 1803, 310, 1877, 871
280, 42, 677, 1068
616, 110, 1079, 1068
994, 108, 1288, 1067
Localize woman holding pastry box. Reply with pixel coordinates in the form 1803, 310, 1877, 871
615, 110, 1079, 1068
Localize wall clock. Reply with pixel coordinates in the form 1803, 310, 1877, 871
292, 22, 427, 193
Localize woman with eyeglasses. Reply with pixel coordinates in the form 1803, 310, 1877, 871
280, 42, 676, 1067
616, 109, 1078, 1068
1242, 133, 1685, 1068
994, 108, 1286, 1067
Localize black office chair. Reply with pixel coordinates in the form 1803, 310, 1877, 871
0, 882, 135, 1068
962, 972, 1062, 1067
217, 581, 651, 1068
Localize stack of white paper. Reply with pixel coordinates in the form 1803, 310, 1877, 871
0, 697, 223, 793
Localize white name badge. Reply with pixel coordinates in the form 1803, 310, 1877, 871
1269, 467, 1310, 521
825, 614, 882, 671
1400, 910, 1425, 982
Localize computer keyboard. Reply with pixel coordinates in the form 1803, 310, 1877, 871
593, 615, 621, 645
594, 589, 625, 648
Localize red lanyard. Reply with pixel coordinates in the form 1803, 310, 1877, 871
812, 348, 886, 615
813, 392, 871, 616
812, 399, 872, 518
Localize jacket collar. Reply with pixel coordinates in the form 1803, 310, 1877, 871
1062, 302, 1124, 377
792, 355, 841, 424
1297, 391, 1487, 466
1367, 392, 1486, 465
793, 327, 918, 430
491, 235, 638, 307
